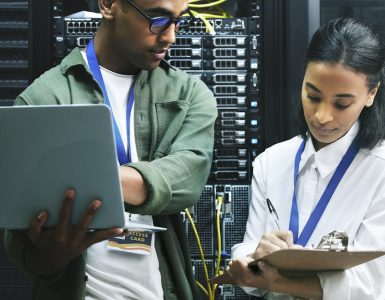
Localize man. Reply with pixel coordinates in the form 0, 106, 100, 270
4, 0, 217, 299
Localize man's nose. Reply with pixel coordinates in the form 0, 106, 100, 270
158, 23, 177, 45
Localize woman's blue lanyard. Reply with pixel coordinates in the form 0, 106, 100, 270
86, 39, 134, 165
289, 138, 359, 246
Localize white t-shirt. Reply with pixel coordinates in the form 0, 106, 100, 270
232, 122, 385, 299
81, 51, 163, 300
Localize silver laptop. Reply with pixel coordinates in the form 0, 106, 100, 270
0, 104, 125, 229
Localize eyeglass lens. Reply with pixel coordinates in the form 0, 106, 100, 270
150, 17, 189, 33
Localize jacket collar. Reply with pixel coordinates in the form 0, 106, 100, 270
299, 122, 359, 179
60, 47, 90, 75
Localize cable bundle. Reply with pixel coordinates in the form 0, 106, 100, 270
185, 195, 225, 300
187, 0, 232, 33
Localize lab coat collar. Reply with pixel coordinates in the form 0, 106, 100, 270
299, 122, 359, 179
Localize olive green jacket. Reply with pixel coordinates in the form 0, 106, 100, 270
4, 48, 217, 300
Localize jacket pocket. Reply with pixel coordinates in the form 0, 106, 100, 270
154, 100, 189, 157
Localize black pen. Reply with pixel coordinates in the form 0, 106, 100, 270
248, 198, 281, 275
266, 198, 281, 230
249, 199, 281, 276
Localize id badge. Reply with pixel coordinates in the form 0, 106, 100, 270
107, 231, 153, 255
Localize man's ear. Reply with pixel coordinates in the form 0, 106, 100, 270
99, 0, 117, 20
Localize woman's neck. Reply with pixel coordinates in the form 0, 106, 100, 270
312, 136, 328, 151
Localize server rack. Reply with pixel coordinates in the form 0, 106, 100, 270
0, 1, 29, 106
0, 230, 32, 299
0, 2, 34, 299
169, 13, 263, 299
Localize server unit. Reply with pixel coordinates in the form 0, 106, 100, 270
0, 1, 29, 106
0, 2, 34, 299
170, 16, 263, 184
0, 230, 32, 300
184, 184, 252, 299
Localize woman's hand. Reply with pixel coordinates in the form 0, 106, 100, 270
226, 230, 295, 289
227, 230, 322, 299
226, 257, 283, 290
252, 230, 294, 260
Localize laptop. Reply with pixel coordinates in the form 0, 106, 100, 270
0, 104, 160, 230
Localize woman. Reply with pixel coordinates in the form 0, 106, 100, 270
228, 18, 385, 299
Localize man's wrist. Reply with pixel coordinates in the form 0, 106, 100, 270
23, 244, 64, 277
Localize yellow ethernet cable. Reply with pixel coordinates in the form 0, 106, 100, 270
185, 208, 213, 299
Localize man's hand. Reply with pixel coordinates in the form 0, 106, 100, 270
25, 189, 124, 276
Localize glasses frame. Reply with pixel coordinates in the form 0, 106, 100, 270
125, 0, 193, 34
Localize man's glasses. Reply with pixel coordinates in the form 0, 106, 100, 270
126, 0, 191, 34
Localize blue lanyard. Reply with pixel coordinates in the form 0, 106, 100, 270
289, 138, 359, 246
86, 39, 135, 165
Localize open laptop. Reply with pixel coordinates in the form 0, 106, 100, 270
0, 104, 164, 231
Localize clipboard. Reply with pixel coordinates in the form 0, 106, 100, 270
210, 248, 385, 284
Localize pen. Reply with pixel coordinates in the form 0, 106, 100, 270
266, 198, 281, 230
249, 199, 281, 276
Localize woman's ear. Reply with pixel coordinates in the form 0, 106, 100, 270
99, 0, 117, 20
366, 82, 380, 107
